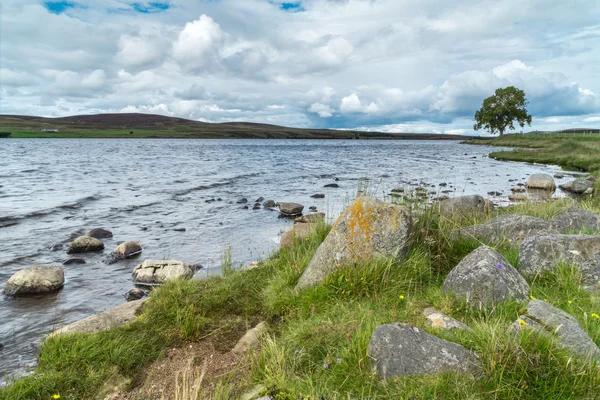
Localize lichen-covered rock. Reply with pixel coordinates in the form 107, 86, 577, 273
87, 228, 113, 239
277, 202, 304, 216
51, 298, 147, 337
296, 196, 411, 289
3, 265, 64, 296
112, 241, 142, 259
512, 300, 600, 360
368, 323, 479, 378
519, 234, 600, 288
423, 308, 469, 330
442, 246, 529, 306
549, 208, 600, 233
132, 259, 195, 284
68, 236, 105, 254
280, 223, 315, 247
438, 195, 486, 216
454, 214, 556, 244
526, 174, 556, 190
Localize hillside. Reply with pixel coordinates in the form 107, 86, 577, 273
0, 113, 466, 140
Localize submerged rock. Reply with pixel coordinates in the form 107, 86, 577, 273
454, 214, 556, 244
237, 197, 248, 204
125, 288, 146, 302
368, 323, 479, 378
63, 258, 86, 265
51, 298, 148, 337
549, 208, 600, 233
87, 228, 113, 239
68, 236, 105, 254
526, 174, 556, 191
512, 300, 600, 360
311, 193, 325, 198
519, 234, 600, 288
438, 195, 486, 216
443, 246, 529, 306
263, 199, 276, 208
132, 259, 195, 284
277, 202, 304, 216
324, 183, 340, 188
112, 241, 142, 259
296, 196, 411, 289
3, 265, 64, 296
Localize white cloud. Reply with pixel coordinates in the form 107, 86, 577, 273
308, 102, 334, 118
172, 15, 223, 72
115, 35, 164, 68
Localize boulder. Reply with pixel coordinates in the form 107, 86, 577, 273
512, 300, 600, 360
423, 308, 469, 330
277, 202, 304, 216
237, 197, 248, 204
63, 258, 86, 265
519, 234, 600, 288
561, 179, 593, 194
125, 288, 145, 302
324, 183, 340, 188
526, 174, 556, 191
112, 241, 142, 259
549, 208, 600, 233
295, 213, 325, 224
454, 214, 556, 244
554, 173, 565, 179
296, 196, 411, 289
232, 321, 268, 354
132, 259, 195, 284
508, 193, 528, 202
50, 298, 147, 337
368, 323, 479, 378
87, 228, 113, 239
438, 195, 486, 216
442, 246, 529, 306
280, 223, 315, 247
68, 236, 104, 254
3, 265, 64, 296
254, 197, 264, 203
311, 193, 325, 199
263, 200, 276, 208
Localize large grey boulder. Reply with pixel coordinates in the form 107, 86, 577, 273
296, 196, 411, 289
368, 323, 479, 378
132, 259, 195, 284
454, 214, 556, 244
519, 234, 600, 288
68, 236, 104, 254
438, 195, 486, 216
442, 246, 530, 306
277, 202, 304, 216
526, 174, 556, 191
549, 208, 600, 233
561, 178, 593, 194
50, 298, 147, 337
512, 300, 600, 360
112, 241, 142, 259
3, 265, 64, 296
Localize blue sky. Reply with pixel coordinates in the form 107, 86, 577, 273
1, 0, 599, 134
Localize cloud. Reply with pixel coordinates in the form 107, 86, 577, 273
308, 102, 334, 118
172, 14, 223, 72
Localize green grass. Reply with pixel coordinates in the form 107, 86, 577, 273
3, 201, 600, 399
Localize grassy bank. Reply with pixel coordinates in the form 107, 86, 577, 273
3, 198, 600, 399
466, 134, 600, 175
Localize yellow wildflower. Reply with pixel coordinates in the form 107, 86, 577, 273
591, 313, 600, 319
568, 300, 572, 304
518, 319, 528, 326
399, 295, 405, 300
52, 395, 61, 400
530, 295, 536, 300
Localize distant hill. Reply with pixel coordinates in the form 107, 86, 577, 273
0, 113, 467, 140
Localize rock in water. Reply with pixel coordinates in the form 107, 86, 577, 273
368, 323, 479, 378
3, 265, 64, 296
296, 196, 411, 289
512, 300, 600, 360
112, 241, 142, 259
549, 208, 600, 233
263, 200, 276, 208
63, 258, 86, 265
277, 202, 304, 216
87, 228, 113, 239
125, 288, 145, 302
442, 246, 529, 306
526, 174, 556, 190
454, 214, 556, 244
519, 234, 600, 288
311, 193, 325, 198
68, 236, 105, 254
132, 260, 195, 284
438, 195, 486, 216
324, 183, 340, 188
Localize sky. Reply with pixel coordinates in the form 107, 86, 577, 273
1, 0, 599, 134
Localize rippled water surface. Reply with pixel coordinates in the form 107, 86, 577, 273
0, 138, 568, 380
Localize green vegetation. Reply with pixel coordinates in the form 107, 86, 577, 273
0, 132, 11, 138
3, 199, 600, 399
473, 86, 532, 136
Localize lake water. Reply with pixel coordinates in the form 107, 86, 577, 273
0, 138, 568, 380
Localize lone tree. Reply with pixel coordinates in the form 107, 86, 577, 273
474, 86, 532, 136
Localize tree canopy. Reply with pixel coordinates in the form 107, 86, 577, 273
473, 86, 532, 136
